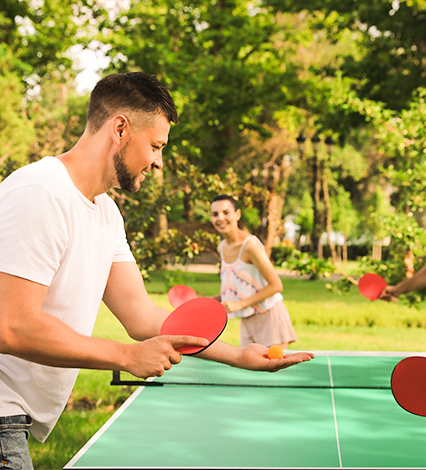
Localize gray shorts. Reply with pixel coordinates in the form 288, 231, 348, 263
0, 415, 33, 470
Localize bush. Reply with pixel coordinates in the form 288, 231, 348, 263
281, 251, 335, 280
271, 245, 296, 265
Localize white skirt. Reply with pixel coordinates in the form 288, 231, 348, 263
239, 300, 297, 347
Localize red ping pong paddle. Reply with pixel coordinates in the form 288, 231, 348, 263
391, 356, 426, 417
168, 284, 197, 308
358, 273, 387, 300
161, 297, 227, 355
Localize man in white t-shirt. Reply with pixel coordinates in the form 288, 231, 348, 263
0, 72, 314, 468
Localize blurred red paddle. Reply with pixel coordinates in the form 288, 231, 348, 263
358, 273, 387, 301
391, 356, 426, 417
168, 284, 197, 308
161, 297, 227, 355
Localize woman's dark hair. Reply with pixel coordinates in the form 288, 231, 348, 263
211, 194, 239, 211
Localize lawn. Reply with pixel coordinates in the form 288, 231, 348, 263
29, 269, 426, 469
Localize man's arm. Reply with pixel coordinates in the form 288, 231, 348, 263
102, 261, 170, 340
0, 271, 207, 378
104, 262, 315, 371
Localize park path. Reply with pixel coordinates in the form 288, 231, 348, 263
169, 263, 342, 281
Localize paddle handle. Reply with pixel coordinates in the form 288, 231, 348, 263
334, 265, 358, 286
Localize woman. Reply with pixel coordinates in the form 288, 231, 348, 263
210, 194, 297, 349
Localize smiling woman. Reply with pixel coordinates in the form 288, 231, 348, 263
210, 194, 298, 350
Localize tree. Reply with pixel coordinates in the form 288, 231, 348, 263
266, 0, 426, 111
1, 0, 102, 88
0, 44, 34, 176
98, 1, 308, 173
294, 191, 313, 249
331, 187, 358, 262
26, 83, 89, 163
95, 1, 313, 256
0, 0, 99, 177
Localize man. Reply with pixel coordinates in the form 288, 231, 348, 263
0, 72, 314, 468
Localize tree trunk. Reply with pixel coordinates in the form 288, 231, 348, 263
322, 169, 337, 263
336, 245, 342, 263
264, 192, 279, 257
343, 235, 348, 263
264, 158, 292, 257
153, 168, 168, 236
183, 190, 194, 223
372, 241, 382, 260
311, 155, 322, 256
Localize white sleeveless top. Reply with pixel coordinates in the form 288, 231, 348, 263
219, 235, 283, 318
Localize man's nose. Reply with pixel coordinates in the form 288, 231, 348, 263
152, 155, 163, 170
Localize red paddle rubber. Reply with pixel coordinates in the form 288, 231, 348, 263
168, 284, 197, 308
358, 273, 387, 301
161, 297, 227, 355
391, 356, 426, 417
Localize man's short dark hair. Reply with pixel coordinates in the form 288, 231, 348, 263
211, 194, 239, 211
87, 72, 178, 133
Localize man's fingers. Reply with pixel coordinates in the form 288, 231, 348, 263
153, 336, 209, 368
278, 352, 315, 368
165, 335, 210, 349
283, 352, 315, 361
169, 353, 182, 365
267, 352, 315, 372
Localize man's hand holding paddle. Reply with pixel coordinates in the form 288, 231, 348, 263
123, 334, 209, 379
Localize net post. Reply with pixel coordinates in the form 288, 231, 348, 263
110, 371, 163, 386
111, 370, 121, 386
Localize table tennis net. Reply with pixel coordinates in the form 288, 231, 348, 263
111, 351, 424, 389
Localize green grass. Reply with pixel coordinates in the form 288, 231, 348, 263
29, 269, 426, 469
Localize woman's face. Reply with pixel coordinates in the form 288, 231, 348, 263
210, 200, 241, 234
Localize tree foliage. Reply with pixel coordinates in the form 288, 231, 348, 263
0, 44, 34, 169
2, 0, 426, 303
98, 1, 309, 172
266, 0, 426, 110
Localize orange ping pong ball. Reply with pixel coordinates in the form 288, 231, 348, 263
268, 345, 284, 360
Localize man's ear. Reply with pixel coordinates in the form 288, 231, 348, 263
111, 115, 129, 146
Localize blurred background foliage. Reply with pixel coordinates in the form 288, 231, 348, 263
2, 0, 426, 304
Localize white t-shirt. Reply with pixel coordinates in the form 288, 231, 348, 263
0, 157, 135, 442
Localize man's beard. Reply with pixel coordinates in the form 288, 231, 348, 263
113, 145, 139, 193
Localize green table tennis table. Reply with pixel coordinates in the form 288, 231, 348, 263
64, 351, 426, 469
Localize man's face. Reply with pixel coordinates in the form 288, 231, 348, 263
113, 113, 170, 192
